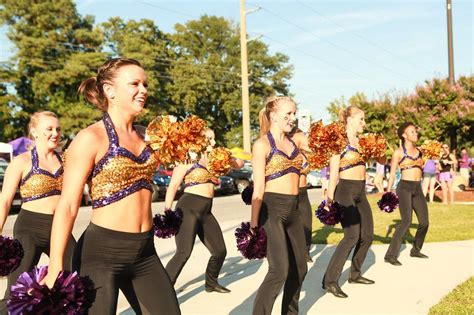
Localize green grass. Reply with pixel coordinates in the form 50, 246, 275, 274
311, 195, 474, 245
428, 277, 474, 315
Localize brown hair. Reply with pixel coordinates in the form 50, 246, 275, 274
258, 95, 294, 137
397, 122, 416, 144
338, 105, 363, 125
28, 111, 58, 139
78, 58, 142, 111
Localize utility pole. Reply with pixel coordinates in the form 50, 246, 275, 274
446, 0, 455, 85
240, 0, 251, 153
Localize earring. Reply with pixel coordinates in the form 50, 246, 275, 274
109, 93, 115, 99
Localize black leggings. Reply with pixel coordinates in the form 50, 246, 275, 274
323, 179, 374, 285
298, 187, 313, 253
385, 180, 429, 258
165, 193, 226, 287
0, 209, 76, 314
73, 223, 180, 315
253, 192, 308, 315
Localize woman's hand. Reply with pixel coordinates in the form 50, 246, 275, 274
40, 266, 61, 288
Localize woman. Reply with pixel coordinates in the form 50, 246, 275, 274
459, 147, 470, 188
422, 159, 438, 203
164, 129, 243, 293
374, 162, 385, 193
384, 123, 429, 266
322, 106, 385, 298
438, 143, 457, 204
320, 165, 329, 199
42, 58, 180, 314
0, 111, 76, 313
251, 96, 308, 314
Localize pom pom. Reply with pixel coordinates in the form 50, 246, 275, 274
234, 222, 267, 260
307, 150, 331, 170
181, 115, 208, 155
0, 235, 24, 276
377, 192, 399, 213
50, 270, 95, 314
315, 200, 344, 226
241, 185, 253, 205
7, 266, 52, 314
359, 133, 387, 161
153, 210, 183, 239
420, 140, 442, 160
208, 147, 233, 177
308, 120, 347, 156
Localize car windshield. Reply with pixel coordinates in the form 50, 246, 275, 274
242, 163, 252, 172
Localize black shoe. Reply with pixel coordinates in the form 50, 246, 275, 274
324, 283, 348, 298
306, 253, 313, 263
348, 276, 375, 284
410, 252, 429, 258
384, 257, 402, 266
205, 284, 231, 293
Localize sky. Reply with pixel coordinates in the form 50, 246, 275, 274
1, 0, 472, 121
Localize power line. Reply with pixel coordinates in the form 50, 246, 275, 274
138, 1, 197, 19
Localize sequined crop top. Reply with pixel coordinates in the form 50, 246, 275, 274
399, 144, 423, 171
19, 147, 63, 203
88, 113, 158, 209
339, 144, 365, 172
265, 132, 303, 182
183, 163, 218, 188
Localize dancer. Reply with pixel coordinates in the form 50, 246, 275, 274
0, 111, 76, 314
251, 95, 308, 314
322, 106, 385, 298
42, 58, 180, 314
438, 143, 457, 204
164, 128, 243, 293
384, 122, 429, 266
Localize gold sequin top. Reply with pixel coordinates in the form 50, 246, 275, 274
399, 144, 423, 171
20, 147, 63, 202
265, 132, 303, 182
300, 153, 310, 176
88, 113, 158, 209
339, 145, 365, 171
183, 163, 218, 187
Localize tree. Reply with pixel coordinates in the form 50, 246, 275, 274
0, 0, 107, 140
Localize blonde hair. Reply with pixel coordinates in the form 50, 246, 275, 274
28, 111, 58, 139
338, 105, 363, 125
258, 95, 294, 137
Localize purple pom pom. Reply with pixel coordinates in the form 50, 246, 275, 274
241, 185, 253, 205
153, 210, 183, 239
315, 200, 344, 226
51, 270, 95, 314
7, 266, 52, 315
235, 222, 267, 260
0, 235, 24, 276
377, 192, 399, 213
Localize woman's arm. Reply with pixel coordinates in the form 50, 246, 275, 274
44, 129, 97, 287
164, 164, 187, 210
250, 139, 268, 228
386, 149, 402, 191
327, 154, 340, 202
0, 155, 27, 233
292, 132, 311, 152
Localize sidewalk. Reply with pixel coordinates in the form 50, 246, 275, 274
119, 219, 473, 315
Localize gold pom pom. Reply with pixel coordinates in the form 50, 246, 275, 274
307, 150, 331, 170
207, 147, 233, 177
359, 133, 387, 161
308, 120, 347, 156
420, 140, 442, 159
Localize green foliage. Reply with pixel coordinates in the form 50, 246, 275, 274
429, 276, 474, 315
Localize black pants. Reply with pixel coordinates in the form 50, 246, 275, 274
165, 193, 226, 287
298, 187, 312, 253
323, 179, 374, 285
0, 209, 76, 314
253, 192, 308, 315
385, 180, 429, 258
73, 223, 180, 315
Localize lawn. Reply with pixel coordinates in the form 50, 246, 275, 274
311, 195, 474, 245
428, 276, 474, 315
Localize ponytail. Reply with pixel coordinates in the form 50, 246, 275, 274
259, 108, 270, 137
78, 77, 107, 110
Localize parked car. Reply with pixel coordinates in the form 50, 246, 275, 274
151, 172, 172, 202
0, 160, 22, 210
227, 162, 253, 193
214, 176, 235, 195
306, 170, 322, 188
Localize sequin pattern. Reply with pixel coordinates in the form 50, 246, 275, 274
399, 146, 423, 171
339, 146, 366, 171
264, 132, 303, 182
19, 148, 63, 203
184, 164, 218, 188
89, 113, 158, 209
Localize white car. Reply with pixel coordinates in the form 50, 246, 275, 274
306, 171, 322, 188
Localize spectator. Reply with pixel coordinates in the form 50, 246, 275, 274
320, 165, 329, 199
459, 147, 471, 189
374, 162, 385, 193
438, 143, 457, 204
422, 159, 438, 203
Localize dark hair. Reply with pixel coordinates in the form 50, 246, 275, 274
78, 58, 142, 111
397, 122, 416, 143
